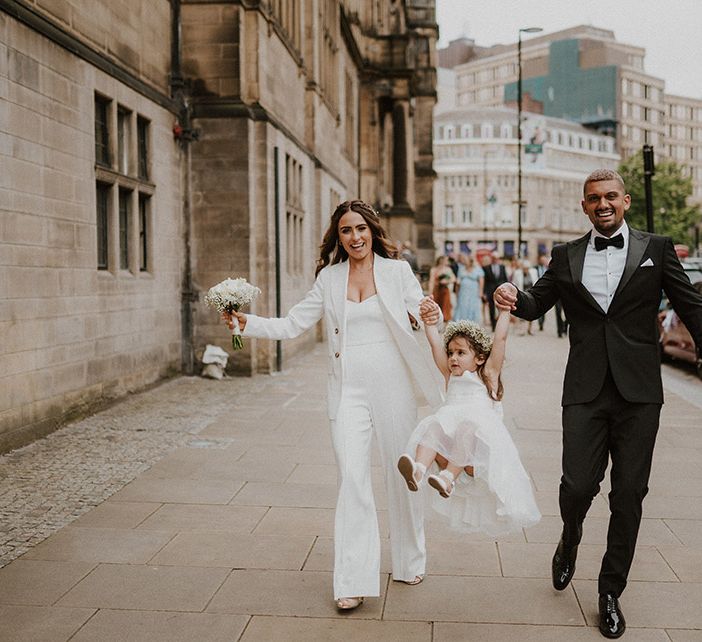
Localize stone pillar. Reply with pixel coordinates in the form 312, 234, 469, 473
392, 101, 409, 211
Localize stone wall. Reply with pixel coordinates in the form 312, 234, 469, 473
20, 0, 172, 93
0, 10, 182, 452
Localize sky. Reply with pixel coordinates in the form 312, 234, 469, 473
436, 0, 702, 100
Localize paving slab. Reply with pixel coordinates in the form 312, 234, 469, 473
576, 579, 702, 629
69, 610, 249, 642
135, 504, 268, 533
230, 481, 340, 509
206, 569, 386, 618
56, 564, 230, 611
22, 527, 174, 564
662, 519, 702, 546
0, 605, 96, 642
498, 542, 678, 582
668, 631, 702, 641
0, 560, 95, 606
434, 621, 670, 641
106, 477, 244, 504
657, 545, 702, 582
69, 501, 161, 529
525, 514, 682, 547
383, 575, 583, 624
149, 532, 314, 569
240, 615, 432, 641
302, 537, 393, 573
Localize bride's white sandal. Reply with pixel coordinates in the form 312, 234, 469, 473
400, 575, 424, 585
397, 454, 425, 492
427, 470, 455, 498
336, 596, 364, 610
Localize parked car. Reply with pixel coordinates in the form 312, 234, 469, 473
658, 270, 702, 379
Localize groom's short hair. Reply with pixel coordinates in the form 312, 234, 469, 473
583, 169, 626, 196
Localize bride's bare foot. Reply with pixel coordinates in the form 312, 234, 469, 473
336, 596, 364, 610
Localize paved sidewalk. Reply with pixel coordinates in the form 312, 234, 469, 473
1, 321, 701, 641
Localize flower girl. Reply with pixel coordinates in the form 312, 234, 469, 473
397, 304, 541, 535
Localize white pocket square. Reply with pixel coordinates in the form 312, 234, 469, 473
640, 258, 654, 268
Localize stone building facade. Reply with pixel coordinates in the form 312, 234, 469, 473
433, 107, 619, 259
440, 26, 702, 211
0, 0, 438, 452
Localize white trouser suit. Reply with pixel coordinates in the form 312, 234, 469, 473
242, 255, 444, 599
333, 295, 423, 597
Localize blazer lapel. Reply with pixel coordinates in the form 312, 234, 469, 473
567, 233, 603, 313
611, 228, 651, 302
330, 260, 349, 330
373, 255, 399, 324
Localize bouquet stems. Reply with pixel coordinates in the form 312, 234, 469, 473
230, 305, 243, 350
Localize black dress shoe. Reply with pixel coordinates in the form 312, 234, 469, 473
551, 537, 578, 590
598, 592, 626, 638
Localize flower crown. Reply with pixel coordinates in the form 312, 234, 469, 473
443, 320, 493, 354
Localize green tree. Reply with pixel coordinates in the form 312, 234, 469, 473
618, 153, 701, 245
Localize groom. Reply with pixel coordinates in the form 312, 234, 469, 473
495, 169, 702, 638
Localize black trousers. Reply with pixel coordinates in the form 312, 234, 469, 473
560, 369, 661, 597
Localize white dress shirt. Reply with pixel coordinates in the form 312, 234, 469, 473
581, 222, 629, 313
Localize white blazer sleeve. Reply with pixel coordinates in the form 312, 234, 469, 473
243, 273, 324, 340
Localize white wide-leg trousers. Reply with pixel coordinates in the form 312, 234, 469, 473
330, 339, 426, 599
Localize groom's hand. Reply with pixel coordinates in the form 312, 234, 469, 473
494, 283, 518, 311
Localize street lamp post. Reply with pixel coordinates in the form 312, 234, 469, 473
517, 26, 542, 258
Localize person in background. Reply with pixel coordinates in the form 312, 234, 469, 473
536, 254, 549, 331
453, 254, 484, 324
429, 255, 456, 322
510, 259, 538, 335
482, 252, 508, 330
400, 241, 419, 275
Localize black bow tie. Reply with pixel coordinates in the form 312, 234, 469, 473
594, 233, 624, 251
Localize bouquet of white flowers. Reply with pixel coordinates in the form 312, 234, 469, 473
204, 277, 261, 350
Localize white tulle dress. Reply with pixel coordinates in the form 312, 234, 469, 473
406, 369, 541, 536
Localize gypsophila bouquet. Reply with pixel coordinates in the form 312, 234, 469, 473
204, 277, 261, 350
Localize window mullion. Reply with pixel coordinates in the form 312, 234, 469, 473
129, 188, 139, 274
108, 183, 119, 272
108, 101, 118, 171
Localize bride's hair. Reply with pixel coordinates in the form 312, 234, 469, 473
444, 321, 504, 401
316, 200, 398, 276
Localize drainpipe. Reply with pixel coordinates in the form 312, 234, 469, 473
274, 147, 283, 371
170, 0, 198, 375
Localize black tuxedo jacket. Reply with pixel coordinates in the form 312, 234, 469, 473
483, 263, 508, 295
514, 228, 702, 406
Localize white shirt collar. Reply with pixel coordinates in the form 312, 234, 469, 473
589, 221, 629, 249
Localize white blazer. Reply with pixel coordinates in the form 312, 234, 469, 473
243, 254, 445, 420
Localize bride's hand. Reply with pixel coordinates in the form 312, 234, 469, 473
419, 297, 440, 326
222, 310, 248, 332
